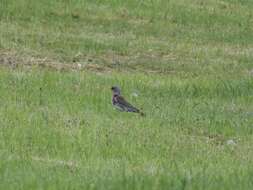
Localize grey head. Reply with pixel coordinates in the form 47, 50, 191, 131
111, 86, 121, 95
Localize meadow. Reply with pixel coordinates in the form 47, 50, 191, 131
0, 0, 253, 189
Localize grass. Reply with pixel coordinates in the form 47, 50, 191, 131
0, 0, 253, 189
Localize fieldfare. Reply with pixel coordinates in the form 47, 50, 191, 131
111, 86, 144, 116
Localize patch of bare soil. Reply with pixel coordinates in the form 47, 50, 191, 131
0, 50, 108, 72
0, 50, 176, 74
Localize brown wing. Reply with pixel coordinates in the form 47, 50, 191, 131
117, 96, 140, 112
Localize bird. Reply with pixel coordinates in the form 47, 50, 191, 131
111, 86, 144, 116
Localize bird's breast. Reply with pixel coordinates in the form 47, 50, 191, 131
112, 95, 118, 105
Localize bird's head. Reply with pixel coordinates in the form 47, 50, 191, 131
111, 86, 121, 95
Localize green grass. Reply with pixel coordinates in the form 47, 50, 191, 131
0, 0, 253, 189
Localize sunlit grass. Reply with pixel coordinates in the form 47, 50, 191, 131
0, 0, 253, 189
0, 67, 252, 189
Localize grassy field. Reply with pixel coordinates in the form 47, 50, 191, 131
0, 0, 253, 189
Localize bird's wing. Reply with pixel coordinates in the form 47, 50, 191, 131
117, 96, 140, 112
